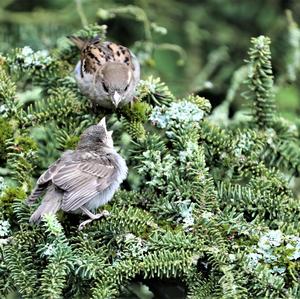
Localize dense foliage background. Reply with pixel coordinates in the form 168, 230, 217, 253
1, 0, 300, 112
0, 1, 300, 298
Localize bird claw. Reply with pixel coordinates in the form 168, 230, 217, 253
101, 210, 110, 217
78, 219, 92, 231
78, 210, 110, 231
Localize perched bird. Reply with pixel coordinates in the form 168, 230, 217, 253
26, 117, 127, 230
68, 35, 140, 109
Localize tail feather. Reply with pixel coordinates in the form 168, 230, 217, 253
29, 186, 63, 224
67, 35, 86, 50
67, 35, 101, 50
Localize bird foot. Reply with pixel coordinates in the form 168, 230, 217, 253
78, 210, 110, 231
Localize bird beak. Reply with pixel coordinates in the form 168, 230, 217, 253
98, 117, 107, 131
112, 91, 122, 108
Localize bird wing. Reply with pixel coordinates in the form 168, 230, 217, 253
83, 41, 135, 72
102, 42, 135, 69
51, 152, 116, 212
70, 36, 107, 75
26, 151, 73, 204
69, 36, 136, 75
37, 151, 73, 185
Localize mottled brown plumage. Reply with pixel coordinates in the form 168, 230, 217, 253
68, 36, 140, 108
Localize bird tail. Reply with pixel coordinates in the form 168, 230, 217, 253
67, 35, 101, 50
29, 185, 62, 224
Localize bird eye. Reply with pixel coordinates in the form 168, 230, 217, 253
102, 81, 109, 93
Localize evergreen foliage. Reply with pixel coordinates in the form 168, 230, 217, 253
244, 36, 275, 129
0, 18, 300, 299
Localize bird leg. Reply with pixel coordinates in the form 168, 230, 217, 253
78, 207, 110, 230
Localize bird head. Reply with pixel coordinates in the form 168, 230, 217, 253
78, 117, 114, 150
97, 62, 134, 108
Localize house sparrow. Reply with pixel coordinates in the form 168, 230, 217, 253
26, 117, 128, 230
68, 35, 140, 109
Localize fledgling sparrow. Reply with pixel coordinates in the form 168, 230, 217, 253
26, 117, 128, 230
68, 35, 140, 109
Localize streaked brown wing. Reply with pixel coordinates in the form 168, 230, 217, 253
82, 44, 108, 74
103, 42, 134, 69
52, 155, 115, 212
81, 39, 135, 75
